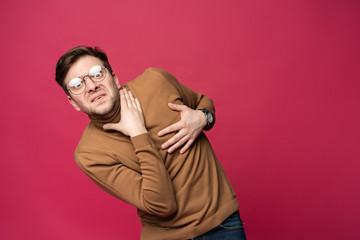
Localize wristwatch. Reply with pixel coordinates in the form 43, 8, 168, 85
198, 109, 214, 125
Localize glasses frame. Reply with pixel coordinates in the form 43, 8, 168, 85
67, 66, 108, 95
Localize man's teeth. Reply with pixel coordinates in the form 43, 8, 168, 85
93, 96, 102, 101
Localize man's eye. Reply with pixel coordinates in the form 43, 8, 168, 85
93, 72, 102, 78
69, 78, 83, 88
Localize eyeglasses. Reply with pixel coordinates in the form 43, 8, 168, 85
67, 65, 108, 95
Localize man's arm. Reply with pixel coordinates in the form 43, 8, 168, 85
156, 69, 216, 154
77, 89, 177, 217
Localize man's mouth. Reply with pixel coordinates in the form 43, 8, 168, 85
91, 94, 106, 103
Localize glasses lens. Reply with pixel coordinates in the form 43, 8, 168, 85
89, 66, 106, 82
68, 77, 85, 95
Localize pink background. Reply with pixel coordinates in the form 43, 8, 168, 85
1, 0, 359, 239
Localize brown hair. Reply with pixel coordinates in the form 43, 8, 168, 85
55, 46, 113, 95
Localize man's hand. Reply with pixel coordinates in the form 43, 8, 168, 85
103, 89, 147, 137
158, 103, 207, 154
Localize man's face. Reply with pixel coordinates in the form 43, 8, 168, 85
64, 56, 121, 119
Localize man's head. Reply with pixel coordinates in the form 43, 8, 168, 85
56, 46, 121, 119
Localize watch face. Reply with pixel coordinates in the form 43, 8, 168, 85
207, 112, 213, 123
198, 109, 213, 124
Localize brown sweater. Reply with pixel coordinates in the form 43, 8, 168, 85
74, 68, 239, 240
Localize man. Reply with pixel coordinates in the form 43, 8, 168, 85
55, 46, 246, 240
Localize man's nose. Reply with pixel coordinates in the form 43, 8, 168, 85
85, 76, 99, 92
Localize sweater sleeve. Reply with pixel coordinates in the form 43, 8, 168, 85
74, 133, 177, 217
153, 68, 216, 131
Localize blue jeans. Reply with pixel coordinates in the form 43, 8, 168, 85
189, 211, 247, 240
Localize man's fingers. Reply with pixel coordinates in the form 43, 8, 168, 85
127, 90, 138, 109
168, 102, 187, 112
103, 123, 120, 131
179, 139, 195, 154
120, 89, 128, 109
161, 131, 185, 149
158, 121, 183, 136
135, 98, 142, 111
122, 89, 142, 111
123, 89, 132, 108
167, 136, 189, 153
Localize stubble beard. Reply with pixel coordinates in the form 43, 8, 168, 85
89, 91, 120, 120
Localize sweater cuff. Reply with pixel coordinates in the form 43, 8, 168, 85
130, 133, 154, 149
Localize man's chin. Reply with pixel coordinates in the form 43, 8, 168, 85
89, 105, 117, 119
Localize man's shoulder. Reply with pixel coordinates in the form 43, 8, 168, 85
143, 67, 170, 76
74, 123, 98, 155
74, 123, 111, 157
73, 123, 129, 166
73, 121, 140, 173
126, 67, 179, 92
130, 67, 175, 83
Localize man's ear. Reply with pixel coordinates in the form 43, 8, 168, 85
67, 95, 81, 111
